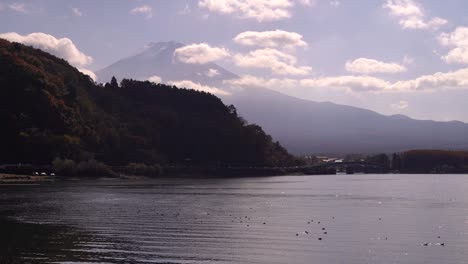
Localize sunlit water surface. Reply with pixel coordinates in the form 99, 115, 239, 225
1, 174, 468, 264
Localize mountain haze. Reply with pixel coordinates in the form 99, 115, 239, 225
98, 41, 468, 154
226, 87, 468, 154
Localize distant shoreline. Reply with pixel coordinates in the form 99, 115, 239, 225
3, 172, 468, 185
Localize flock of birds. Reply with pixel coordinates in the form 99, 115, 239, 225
138, 206, 447, 247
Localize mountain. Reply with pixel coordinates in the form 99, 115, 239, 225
97, 41, 237, 85
0, 39, 297, 167
98, 41, 468, 154
225, 88, 468, 154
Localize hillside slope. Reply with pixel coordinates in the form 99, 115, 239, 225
224, 87, 468, 154
0, 39, 297, 166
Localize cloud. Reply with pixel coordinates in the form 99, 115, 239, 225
391, 100, 409, 110
131, 5, 153, 19
301, 75, 392, 92
306, 69, 468, 92
403, 55, 415, 65
148, 75, 162, 83
72, 7, 82, 17
345, 58, 407, 74
234, 48, 312, 75
391, 68, 468, 92
198, 0, 311, 22
297, 0, 313, 5
234, 30, 307, 50
9, 2, 26, 13
169, 80, 231, 96
206, 68, 220, 77
330, 1, 340, 7
399, 16, 447, 30
174, 43, 230, 64
0, 32, 92, 67
383, 0, 447, 30
225, 75, 299, 89
226, 67, 468, 93
439, 27, 468, 64
179, 4, 191, 15
78, 68, 96, 81
384, 0, 422, 17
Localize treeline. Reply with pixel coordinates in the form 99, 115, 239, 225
396, 150, 468, 173
0, 39, 301, 176
346, 150, 468, 173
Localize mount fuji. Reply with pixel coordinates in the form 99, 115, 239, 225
97, 42, 468, 154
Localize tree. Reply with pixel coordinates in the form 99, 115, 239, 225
366, 153, 390, 167
110, 76, 119, 88
391, 153, 401, 171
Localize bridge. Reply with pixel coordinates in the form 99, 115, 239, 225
301, 161, 389, 174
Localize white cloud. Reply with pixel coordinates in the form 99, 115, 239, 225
384, 0, 422, 17
78, 68, 97, 81
174, 43, 230, 64
427, 17, 449, 28
234, 48, 312, 75
234, 30, 307, 50
439, 27, 468, 64
391, 68, 468, 92
9, 2, 26, 13
345, 58, 407, 74
179, 4, 191, 15
297, 0, 313, 6
198, 0, 311, 22
225, 75, 299, 89
206, 68, 220, 77
383, 0, 447, 30
226, 75, 392, 93
148, 75, 162, 83
0, 32, 92, 67
226, 67, 468, 93
391, 100, 409, 110
305, 69, 468, 92
72, 7, 82, 17
330, 1, 340, 7
301, 75, 392, 92
398, 16, 447, 30
131, 5, 153, 19
169, 80, 231, 96
403, 55, 415, 65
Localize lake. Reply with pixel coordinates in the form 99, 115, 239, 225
1, 174, 468, 264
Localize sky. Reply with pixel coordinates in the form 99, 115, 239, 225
1, 0, 468, 122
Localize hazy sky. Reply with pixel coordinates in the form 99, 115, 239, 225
2, 0, 468, 122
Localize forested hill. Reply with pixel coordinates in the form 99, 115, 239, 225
0, 39, 298, 167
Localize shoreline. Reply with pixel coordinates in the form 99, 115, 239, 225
3, 172, 468, 185
0, 173, 55, 184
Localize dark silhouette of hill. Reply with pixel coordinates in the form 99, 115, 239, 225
98, 41, 468, 154
0, 39, 297, 167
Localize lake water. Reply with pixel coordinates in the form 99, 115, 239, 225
1, 174, 468, 264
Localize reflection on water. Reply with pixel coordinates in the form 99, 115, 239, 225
1, 174, 468, 263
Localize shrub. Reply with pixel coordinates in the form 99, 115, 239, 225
52, 158, 117, 177
76, 159, 116, 177
52, 157, 76, 176
125, 163, 162, 177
